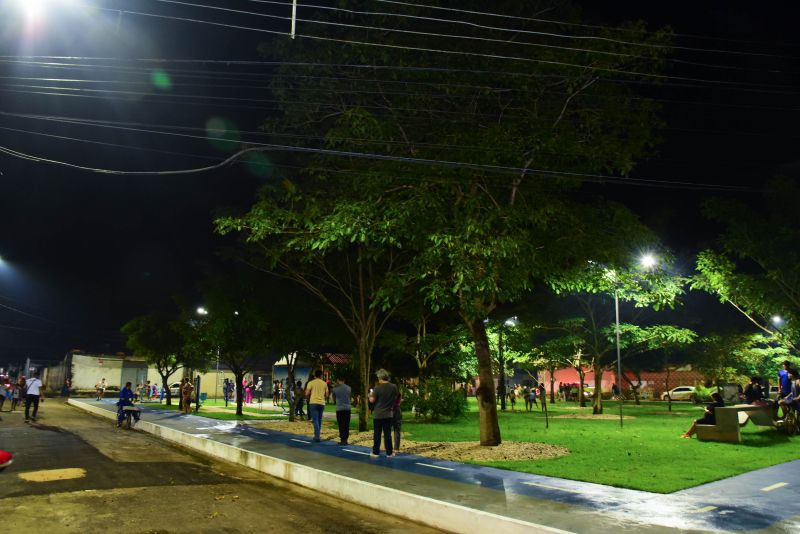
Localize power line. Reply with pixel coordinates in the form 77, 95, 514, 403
0, 110, 763, 192
373, 0, 800, 54
143, 0, 790, 76
5, 56, 800, 96
97, 6, 799, 89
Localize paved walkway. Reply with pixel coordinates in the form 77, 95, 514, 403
71, 399, 800, 533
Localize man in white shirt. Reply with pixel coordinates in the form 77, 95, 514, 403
25, 371, 45, 423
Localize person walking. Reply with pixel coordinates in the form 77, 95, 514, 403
24, 372, 44, 423
12, 377, 24, 411
294, 380, 306, 419
305, 370, 328, 442
331, 376, 352, 445
369, 369, 398, 458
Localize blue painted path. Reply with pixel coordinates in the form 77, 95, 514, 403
77, 399, 800, 533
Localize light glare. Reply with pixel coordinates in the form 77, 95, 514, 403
640, 253, 657, 269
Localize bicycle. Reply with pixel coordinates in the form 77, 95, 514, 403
776, 403, 800, 436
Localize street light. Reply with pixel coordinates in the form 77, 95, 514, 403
609, 253, 658, 428
497, 316, 518, 411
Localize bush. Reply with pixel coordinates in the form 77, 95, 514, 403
693, 385, 715, 403
407, 377, 467, 422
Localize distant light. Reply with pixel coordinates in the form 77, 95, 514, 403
504, 316, 518, 327
196, 307, 208, 316
772, 315, 784, 326
233, 310, 239, 316
640, 253, 657, 269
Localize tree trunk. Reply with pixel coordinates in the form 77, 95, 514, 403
665, 368, 672, 412
592, 360, 603, 415
234, 371, 245, 416
358, 339, 371, 432
160, 372, 172, 406
549, 370, 556, 404
576, 368, 587, 407
468, 318, 501, 446
287, 364, 296, 422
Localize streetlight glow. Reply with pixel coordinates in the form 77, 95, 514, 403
640, 253, 657, 269
196, 307, 208, 316
772, 315, 784, 326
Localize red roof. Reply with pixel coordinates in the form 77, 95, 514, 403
324, 353, 351, 364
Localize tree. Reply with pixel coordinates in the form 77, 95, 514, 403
549, 261, 687, 413
693, 179, 800, 356
121, 313, 185, 406
693, 333, 797, 390
230, 1, 672, 444
617, 324, 697, 405
186, 276, 276, 416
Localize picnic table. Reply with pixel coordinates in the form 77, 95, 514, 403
696, 404, 774, 443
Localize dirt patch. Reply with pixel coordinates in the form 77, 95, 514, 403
552, 413, 636, 420
250, 420, 569, 462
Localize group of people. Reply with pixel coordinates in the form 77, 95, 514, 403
0, 372, 44, 422
682, 360, 800, 438
504, 383, 546, 412
220, 377, 265, 405
290, 368, 402, 458
0, 374, 27, 413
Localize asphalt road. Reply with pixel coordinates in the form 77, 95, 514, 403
0, 399, 441, 534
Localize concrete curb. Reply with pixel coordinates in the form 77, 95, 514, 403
68, 399, 571, 534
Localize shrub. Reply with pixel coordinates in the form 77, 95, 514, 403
694, 384, 715, 403
408, 377, 467, 422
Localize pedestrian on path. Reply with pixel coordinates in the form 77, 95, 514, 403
181, 378, 194, 414
392, 385, 403, 452
24, 372, 44, 423
294, 380, 306, 419
305, 370, 328, 442
0, 377, 7, 412
331, 376, 352, 445
369, 369, 398, 458
12, 377, 24, 411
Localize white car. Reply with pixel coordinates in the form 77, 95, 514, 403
661, 386, 696, 401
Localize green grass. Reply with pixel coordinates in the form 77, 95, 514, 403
401, 398, 800, 493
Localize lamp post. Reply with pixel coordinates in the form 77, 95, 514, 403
196, 307, 220, 403
609, 253, 658, 429
497, 316, 518, 411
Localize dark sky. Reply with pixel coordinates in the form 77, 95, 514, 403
0, 0, 798, 370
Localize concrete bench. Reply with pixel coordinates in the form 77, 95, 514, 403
696, 404, 774, 443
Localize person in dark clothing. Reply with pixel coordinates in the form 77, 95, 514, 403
743, 377, 765, 404
331, 377, 352, 445
682, 392, 724, 438
369, 369, 398, 458
116, 381, 140, 427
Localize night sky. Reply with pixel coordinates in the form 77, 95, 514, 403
1, 0, 799, 369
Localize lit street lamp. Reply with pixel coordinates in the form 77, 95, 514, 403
497, 316, 518, 411
609, 253, 658, 428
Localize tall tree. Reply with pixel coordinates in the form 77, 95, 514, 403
693, 178, 800, 356
226, 1, 671, 444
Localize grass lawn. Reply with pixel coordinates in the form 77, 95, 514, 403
402, 398, 800, 493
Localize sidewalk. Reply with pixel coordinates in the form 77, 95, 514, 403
68, 398, 800, 533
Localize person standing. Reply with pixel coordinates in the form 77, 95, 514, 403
331, 377, 352, 445
24, 372, 44, 423
98, 378, 108, 400
391, 385, 403, 452
0, 378, 7, 412
294, 380, 306, 419
305, 370, 328, 442
369, 369, 398, 458
181, 377, 194, 414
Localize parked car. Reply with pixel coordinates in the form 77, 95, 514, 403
769, 385, 780, 399
661, 386, 696, 401
169, 382, 182, 396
